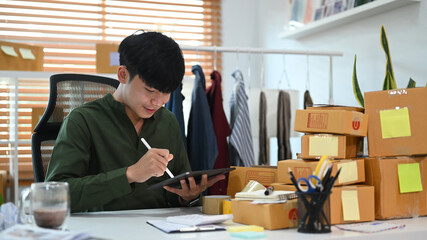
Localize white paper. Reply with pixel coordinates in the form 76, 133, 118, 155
19, 48, 35, 60
1, 45, 18, 57
1, 224, 91, 240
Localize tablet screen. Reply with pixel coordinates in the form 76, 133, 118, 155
146, 167, 235, 190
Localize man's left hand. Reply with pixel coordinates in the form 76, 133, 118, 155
163, 174, 225, 202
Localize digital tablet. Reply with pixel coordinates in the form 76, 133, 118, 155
146, 167, 235, 190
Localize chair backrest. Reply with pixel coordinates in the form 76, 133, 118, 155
31, 74, 119, 182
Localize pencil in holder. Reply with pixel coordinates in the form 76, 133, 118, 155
296, 191, 331, 233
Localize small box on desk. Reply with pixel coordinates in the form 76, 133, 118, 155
301, 134, 363, 159
365, 156, 427, 219
227, 166, 277, 198
294, 109, 368, 137
269, 183, 375, 224
364, 87, 427, 157
231, 199, 298, 230
277, 159, 365, 186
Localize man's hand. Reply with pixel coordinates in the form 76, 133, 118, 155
126, 148, 173, 183
163, 174, 226, 202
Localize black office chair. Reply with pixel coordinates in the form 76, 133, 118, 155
31, 74, 119, 182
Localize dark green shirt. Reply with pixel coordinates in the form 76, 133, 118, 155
45, 93, 191, 213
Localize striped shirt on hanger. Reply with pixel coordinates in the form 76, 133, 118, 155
229, 70, 255, 167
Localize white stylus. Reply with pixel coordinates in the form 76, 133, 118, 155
141, 138, 175, 178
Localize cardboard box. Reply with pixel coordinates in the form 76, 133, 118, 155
231, 199, 298, 230
330, 185, 375, 224
301, 134, 363, 159
277, 159, 365, 186
227, 166, 277, 198
0, 40, 43, 71
202, 195, 231, 215
307, 105, 364, 112
269, 183, 375, 224
96, 43, 119, 73
365, 156, 427, 219
294, 109, 368, 136
364, 88, 427, 157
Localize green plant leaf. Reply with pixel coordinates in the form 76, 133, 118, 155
381, 25, 396, 89
352, 55, 364, 107
383, 71, 395, 90
407, 78, 416, 88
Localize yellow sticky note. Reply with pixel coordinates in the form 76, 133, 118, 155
227, 225, 264, 232
1, 45, 18, 57
379, 108, 411, 139
398, 163, 423, 193
19, 48, 36, 60
337, 161, 358, 184
309, 136, 338, 157
341, 190, 360, 221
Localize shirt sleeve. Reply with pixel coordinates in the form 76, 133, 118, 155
45, 112, 133, 213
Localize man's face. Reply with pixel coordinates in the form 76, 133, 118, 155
123, 74, 171, 120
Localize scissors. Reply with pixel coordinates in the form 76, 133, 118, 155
297, 175, 323, 193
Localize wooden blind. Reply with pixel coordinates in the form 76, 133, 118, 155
0, 0, 222, 74
0, 77, 50, 186
0, 0, 221, 186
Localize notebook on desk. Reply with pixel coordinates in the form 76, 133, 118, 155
146, 220, 225, 233
147, 214, 232, 233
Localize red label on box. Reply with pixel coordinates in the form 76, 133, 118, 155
289, 208, 298, 221
352, 118, 361, 130
307, 113, 328, 129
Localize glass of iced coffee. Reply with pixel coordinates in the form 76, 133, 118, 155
20, 182, 70, 229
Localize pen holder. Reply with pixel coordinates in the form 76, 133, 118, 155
296, 191, 331, 233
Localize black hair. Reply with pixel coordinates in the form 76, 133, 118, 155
118, 30, 185, 93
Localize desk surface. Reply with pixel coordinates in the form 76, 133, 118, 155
69, 207, 427, 240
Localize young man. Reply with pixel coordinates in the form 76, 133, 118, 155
45, 30, 224, 213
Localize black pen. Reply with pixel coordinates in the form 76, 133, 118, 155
264, 186, 274, 196
288, 167, 301, 192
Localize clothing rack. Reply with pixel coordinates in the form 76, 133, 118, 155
180, 46, 343, 104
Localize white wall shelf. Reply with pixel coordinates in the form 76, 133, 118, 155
280, 0, 420, 39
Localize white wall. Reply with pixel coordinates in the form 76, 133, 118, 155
222, 0, 427, 162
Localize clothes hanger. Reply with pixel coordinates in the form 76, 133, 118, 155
278, 54, 291, 90
247, 49, 252, 90
306, 54, 310, 91
195, 47, 200, 66
213, 46, 217, 71
260, 51, 265, 90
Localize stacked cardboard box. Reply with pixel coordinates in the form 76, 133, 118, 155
227, 166, 301, 229
275, 106, 375, 224
364, 87, 427, 219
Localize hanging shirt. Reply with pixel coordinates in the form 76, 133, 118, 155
206, 70, 231, 195
187, 65, 218, 171
278, 90, 292, 160
229, 70, 255, 167
259, 91, 268, 165
165, 83, 187, 151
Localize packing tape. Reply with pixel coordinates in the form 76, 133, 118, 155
241, 180, 266, 192
202, 195, 231, 215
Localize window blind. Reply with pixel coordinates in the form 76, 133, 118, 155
0, 0, 221, 186
0, 0, 222, 74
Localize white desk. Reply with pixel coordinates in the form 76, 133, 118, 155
69, 207, 427, 240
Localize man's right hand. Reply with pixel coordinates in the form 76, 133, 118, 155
126, 148, 173, 183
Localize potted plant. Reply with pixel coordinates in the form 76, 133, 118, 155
352, 25, 417, 107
